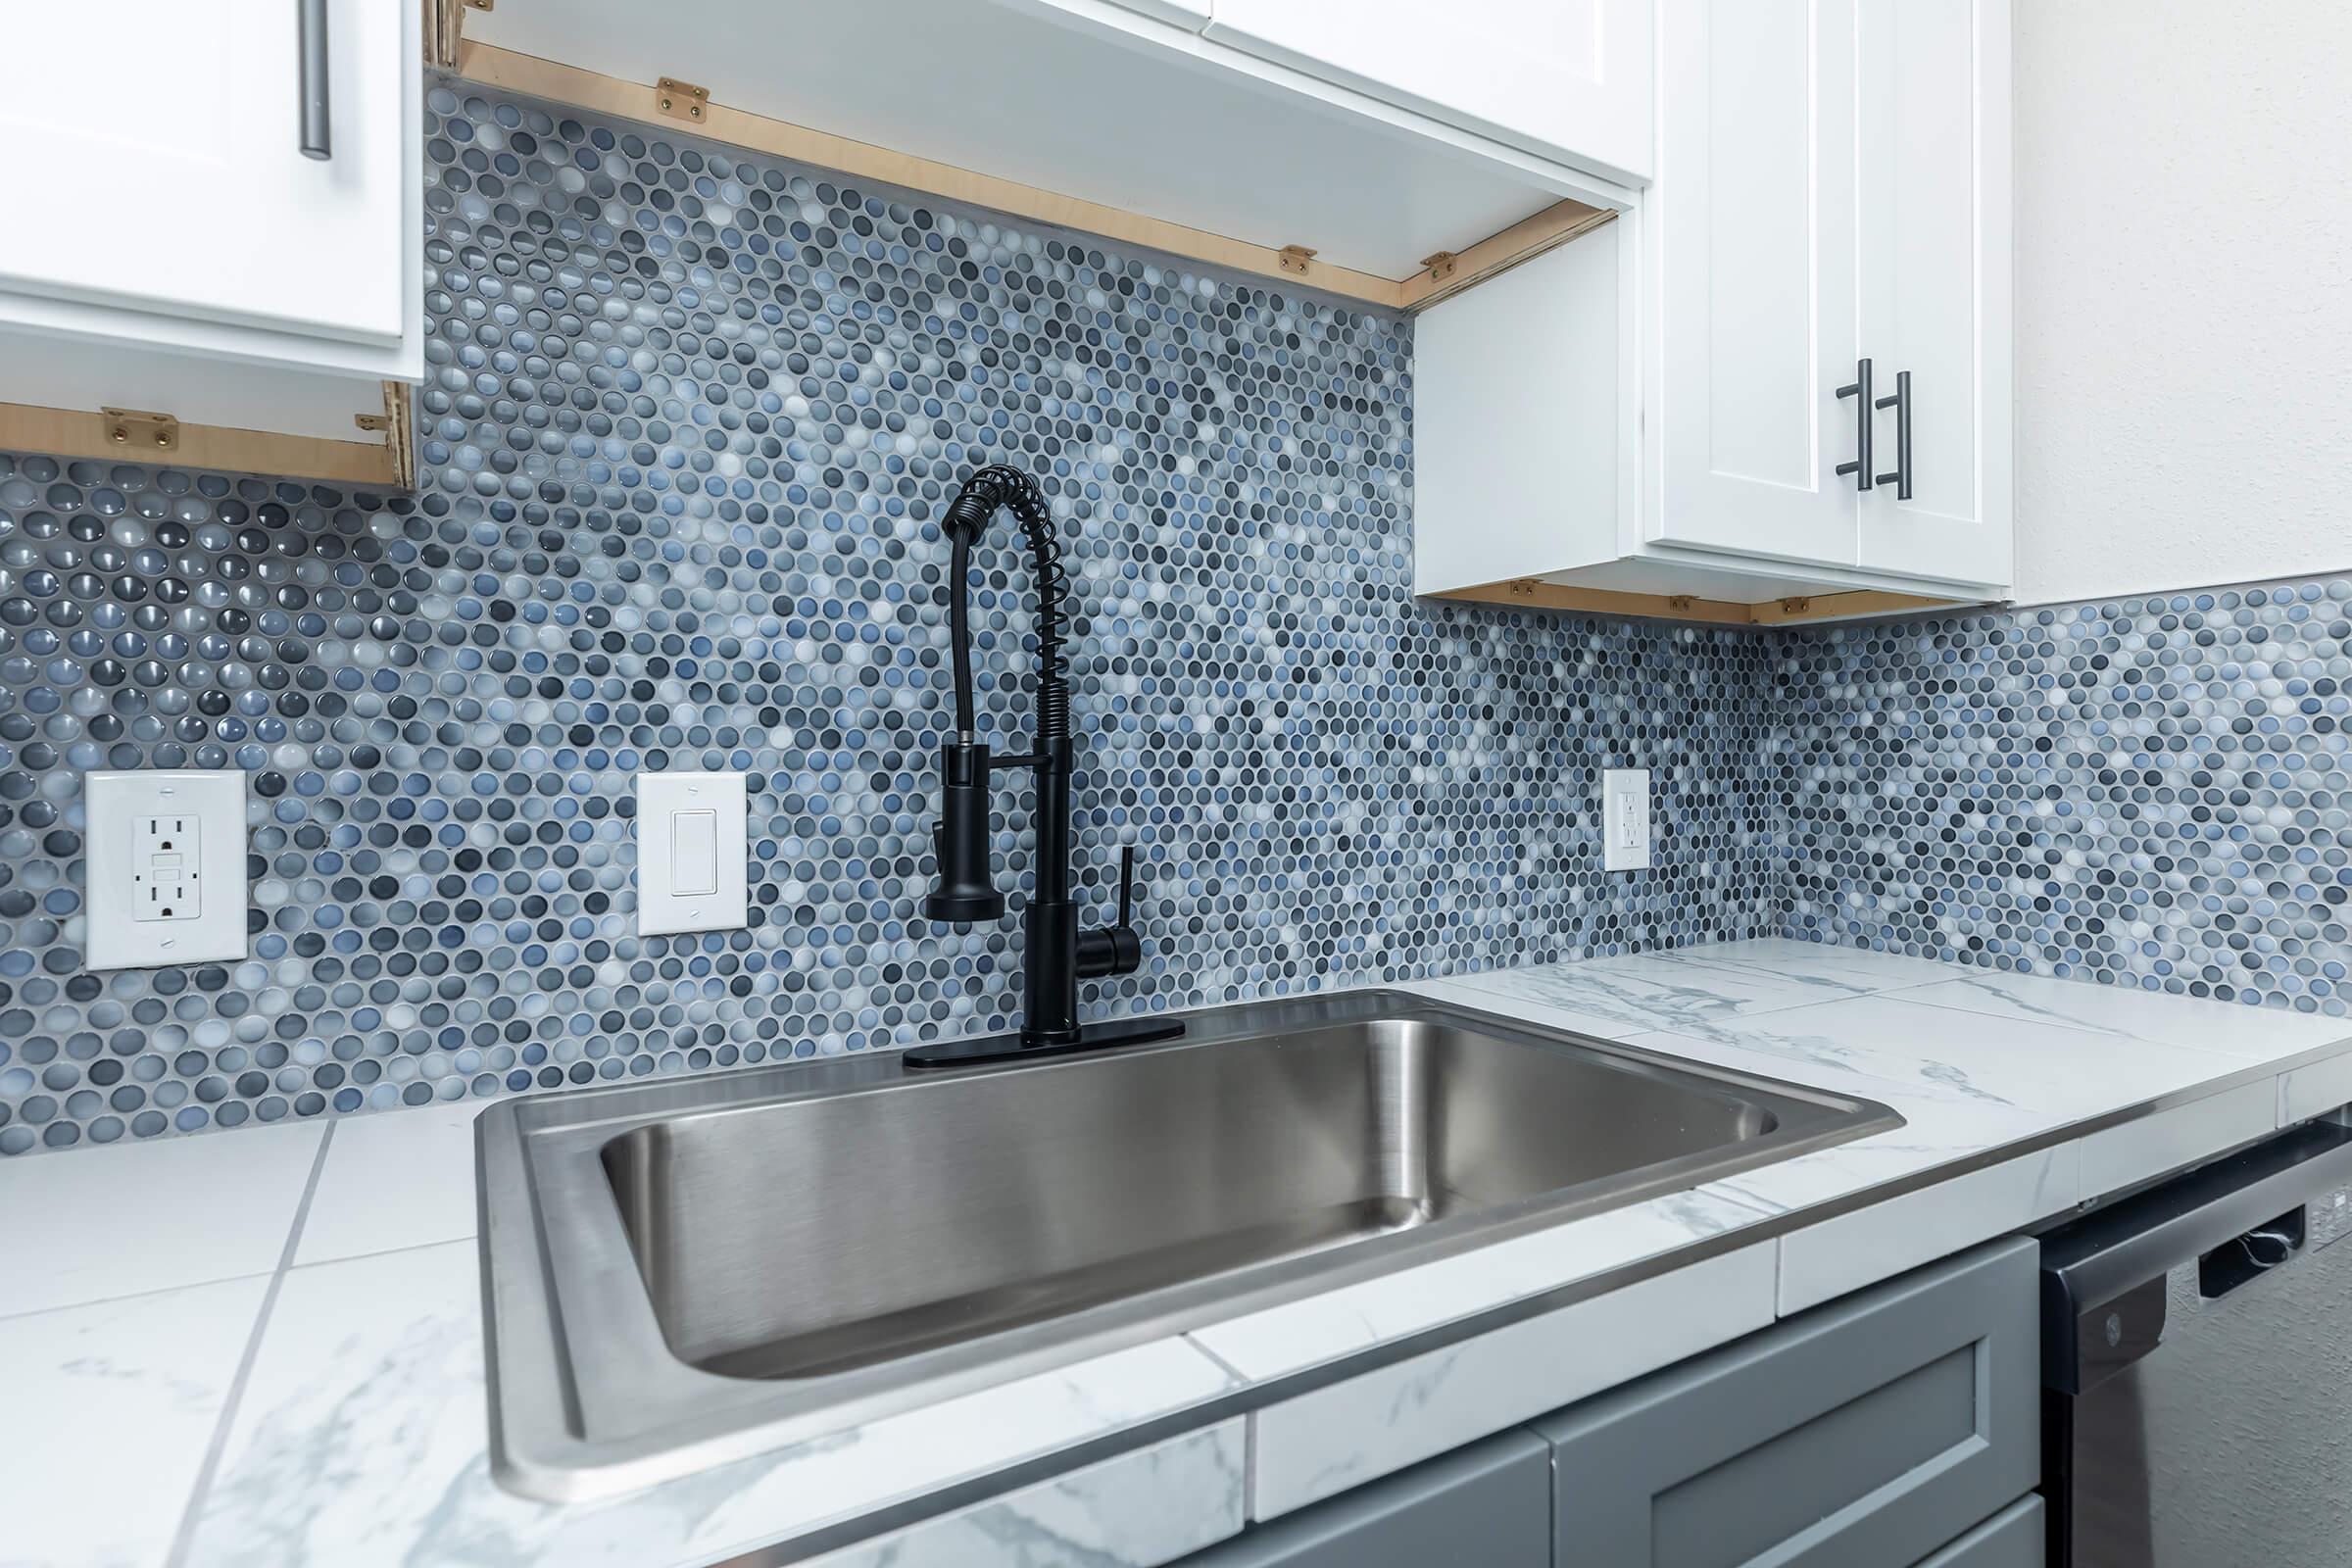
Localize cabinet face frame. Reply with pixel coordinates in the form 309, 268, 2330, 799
0, 385, 414, 488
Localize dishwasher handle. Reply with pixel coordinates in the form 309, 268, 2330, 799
2039, 1121, 2352, 1396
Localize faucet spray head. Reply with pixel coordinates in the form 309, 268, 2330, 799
923, 738, 1006, 923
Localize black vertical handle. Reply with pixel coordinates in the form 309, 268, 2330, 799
1074, 845, 1145, 979
1836, 358, 1874, 491
298, 0, 332, 161
1875, 369, 1913, 499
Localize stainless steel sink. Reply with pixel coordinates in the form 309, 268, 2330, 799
478, 990, 1900, 1500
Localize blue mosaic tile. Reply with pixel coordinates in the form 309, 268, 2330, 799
1773, 586, 2352, 1013
0, 84, 1785, 1155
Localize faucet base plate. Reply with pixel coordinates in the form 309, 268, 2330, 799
903, 1016, 1187, 1071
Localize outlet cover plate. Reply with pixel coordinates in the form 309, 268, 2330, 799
85, 769, 249, 969
637, 770, 749, 936
1601, 767, 1652, 872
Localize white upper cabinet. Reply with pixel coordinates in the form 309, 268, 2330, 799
1853, 0, 2012, 587
1648, 0, 1859, 569
1645, 0, 2010, 590
1414, 0, 2013, 622
0, 0, 420, 482
1205, 0, 1653, 185
0, 0, 411, 352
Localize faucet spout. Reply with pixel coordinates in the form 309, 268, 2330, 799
910, 465, 1183, 1069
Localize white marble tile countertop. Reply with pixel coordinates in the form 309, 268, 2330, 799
6, 937, 2351, 1567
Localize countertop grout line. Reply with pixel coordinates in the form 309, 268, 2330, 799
286, 1228, 480, 1274
163, 1118, 337, 1568
1885, 983, 2352, 1061
1182, 1332, 1253, 1389
0, 1266, 282, 1326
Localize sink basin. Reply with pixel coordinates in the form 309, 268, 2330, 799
478, 990, 1900, 1500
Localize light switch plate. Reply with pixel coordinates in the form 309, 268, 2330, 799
85, 769, 248, 969
636, 770, 748, 936
1601, 767, 1652, 872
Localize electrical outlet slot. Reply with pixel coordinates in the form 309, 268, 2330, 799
132, 814, 200, 923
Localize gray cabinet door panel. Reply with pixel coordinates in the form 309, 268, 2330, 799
1537, 1236, 2037, 1568
1911, 1495, 2044, 1568
1179, 1428, 1549, 1568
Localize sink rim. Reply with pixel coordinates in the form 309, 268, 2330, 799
478, 988, 1904, 1502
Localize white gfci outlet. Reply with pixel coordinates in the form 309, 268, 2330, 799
85, 770, 249, 969
132, 812, 201, 922
1601, 767, 1652, 872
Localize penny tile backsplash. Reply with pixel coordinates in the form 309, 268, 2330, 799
0, 83, 1784, 1155
3, 83, 2344, 1157
1772, 587, 2352, 1012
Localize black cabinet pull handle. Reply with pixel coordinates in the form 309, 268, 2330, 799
1875, 369, 1913, 499
298, 0, 332, 161
1835, 358, 1873, 491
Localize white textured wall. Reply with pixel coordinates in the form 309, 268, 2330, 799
2014, 0, 2352, 605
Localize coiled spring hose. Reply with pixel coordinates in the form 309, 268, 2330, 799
941, 465, 1068, 747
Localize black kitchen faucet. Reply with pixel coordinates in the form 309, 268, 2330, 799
904, 464, 1183, 1068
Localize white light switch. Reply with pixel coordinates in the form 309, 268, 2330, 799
86, 769, 248, 969
1601, 767, 1652, 872
637, 771, 747, 936
671, 810, 719, 896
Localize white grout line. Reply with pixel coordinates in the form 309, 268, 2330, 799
163, 1118, 338, 1568
0, 1268, 280, 1326
1183, 1332, 1250, 1388
1242, 1412, 1260, 1524
282, 1229, 479, 1273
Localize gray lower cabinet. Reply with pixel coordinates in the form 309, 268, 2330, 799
1533, 1236, 2039, 1567
1173, 1237, 2037, 1567
1179, 1427, 1550, 1568
1912, 1496, 2044, 1568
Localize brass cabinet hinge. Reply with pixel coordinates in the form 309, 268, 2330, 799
1421, 251, 1458, 284
656, 77, 710, 124
101, 408, 179, 454
1278, 244, 1317, 277
423, 0, 480, 69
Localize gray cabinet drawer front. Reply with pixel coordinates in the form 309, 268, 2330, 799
1179, 1428, 1549, 1568
1912, 1495, 2044, 1568
1537, 1236, 2038, 1568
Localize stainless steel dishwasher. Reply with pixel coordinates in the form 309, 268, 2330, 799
2040, 1120, 2352, 1567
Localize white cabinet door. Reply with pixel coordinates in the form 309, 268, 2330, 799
0, 0, 409, 349
1648, 0, 1860, 569
1855, 0, 2012, 587
1206, 0, 1653, 183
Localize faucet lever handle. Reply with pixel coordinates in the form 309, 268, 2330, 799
1076, 844, 1147, 981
